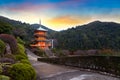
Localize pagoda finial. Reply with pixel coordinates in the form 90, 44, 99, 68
39, 19, 41, 25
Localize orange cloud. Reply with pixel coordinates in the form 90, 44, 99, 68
46, 15, 92, 30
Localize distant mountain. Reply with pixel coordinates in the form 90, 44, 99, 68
55, 21, 120, 50
31, 24, 55, 32
0, 16, 54, 31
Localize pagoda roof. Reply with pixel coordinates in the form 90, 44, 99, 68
37, 27, 47, 31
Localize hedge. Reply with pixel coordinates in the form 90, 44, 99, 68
0, 34, 18, 54
17, 37, 25, 45
0, 65, 2, 74
9, 43, 36, 80
0, 39, 6, 57
9, 63, 36, 80
20, 59, 31, 65
0, 75, 10, 80
15, 43, 28, 61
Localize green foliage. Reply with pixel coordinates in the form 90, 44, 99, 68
0, 75, 10, 80
17, 43, 25, 52
9, 63, 36, 80
52, 48, 66, 57
17, 37, 25, 45
55, 21, 120, 51
0, 34, 18, 54
0, 16, 55, 46
4, 54, 15, 60
33, 48, 47, 57
0, 19, 12, 34
0, 65, 2, 74
15, 43, 27, 61
20, 59, 31, 65
0, 39, 6, 57
9, 43, 36, 80
15, 54, 27, 61
98, 49, 114, 56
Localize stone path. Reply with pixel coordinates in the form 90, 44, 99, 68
26, 49, 120, 80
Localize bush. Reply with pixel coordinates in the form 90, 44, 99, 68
0, 39, 6, 57
17, 43, 25, 52
9, 63, 36, 80
0, 65, 2, 74
4, 54, 15, 60
0, 58, 15, 64
15, 43, 28, 61
52, 48, 66, 57
32, 48, 47, 57
99, 49, 114, 56
20, 59, 31, 65
17, 37, 25, 45
0, 75, 10, 80
0, 34, 18, 54
15, 54, 27, 61
2, 63, 12, 76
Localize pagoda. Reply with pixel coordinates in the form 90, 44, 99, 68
31, 20, 49, 49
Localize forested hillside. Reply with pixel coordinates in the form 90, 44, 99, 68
0, 16, 120, 50
54, 21, 120, 50
0, 16, 55, 45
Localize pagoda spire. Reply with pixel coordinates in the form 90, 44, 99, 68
39, 19, 41, 25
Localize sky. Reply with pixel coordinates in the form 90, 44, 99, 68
0, 0, 120, 31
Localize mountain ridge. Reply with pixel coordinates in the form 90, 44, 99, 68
55, 20, 120, 50
0, 15, 120, 50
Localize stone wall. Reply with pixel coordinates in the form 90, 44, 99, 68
38, 56, 120, 76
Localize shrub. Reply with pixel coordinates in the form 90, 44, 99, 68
15, 43, 28, 61
0, 58, 15, 64
52, 49, 66, 57
9, 63, 36, 80
99, 49, 114, 56
0, 34, 18, 54
17, 43, 25, 52
0, 65, 2, 74
32, 48, 47, 57
0, 75, 10, 80
15, 54, 27, 61
2, 63, 12, 76
4, 54, 15, 60
0, 39, 6, 57
20, 59, 31, 65
17, 37, 25, 45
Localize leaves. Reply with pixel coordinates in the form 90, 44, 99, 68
55, 21, 120, 50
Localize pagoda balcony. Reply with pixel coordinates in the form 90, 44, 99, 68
34, 40, 47, 42
34, 34, 47, 37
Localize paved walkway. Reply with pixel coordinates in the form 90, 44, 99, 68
26, 49, 120, 80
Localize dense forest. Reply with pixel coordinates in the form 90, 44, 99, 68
54, 21, 120, 51
0, 16, 120, 51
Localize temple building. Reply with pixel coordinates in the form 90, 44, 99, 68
31, 21, 53, 50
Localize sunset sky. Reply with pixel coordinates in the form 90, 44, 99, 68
0, 0, 120, 31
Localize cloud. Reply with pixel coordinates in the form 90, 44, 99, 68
0, 3, 55, 12
46, 15, 92, 30
0, 0, 86, 12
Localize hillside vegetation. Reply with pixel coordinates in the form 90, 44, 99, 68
0, 16, 55, 45
0, 34, 36, 80
54, 21, 120, 51
0, 16, 120, 51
